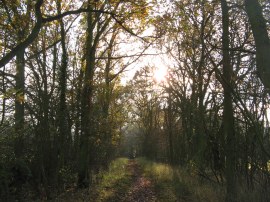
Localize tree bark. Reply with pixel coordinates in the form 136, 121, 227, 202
14, 37, 25, 158
167, 89, 174, 164
244, 0, 270, 92
57, 0, 70, 172
220, 0, 237, 201
78, 4, 96, 187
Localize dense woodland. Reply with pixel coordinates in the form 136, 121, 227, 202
0, 0, 270, 201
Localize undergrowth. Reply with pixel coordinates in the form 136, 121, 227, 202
54, 157, 268, 202
94, 157, 132, 201
137, 157, 225, 202
55, 157, 132, 202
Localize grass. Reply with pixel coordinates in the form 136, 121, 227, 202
137, 157, 225, 202
55, 157, 133, 202
92, 157, 133, 202
55, 157, 268, 202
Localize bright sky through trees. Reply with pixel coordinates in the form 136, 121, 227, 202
153, 66, 167, 83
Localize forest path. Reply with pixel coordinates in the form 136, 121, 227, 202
55, 159, 158, 202
122, 160, 157, 202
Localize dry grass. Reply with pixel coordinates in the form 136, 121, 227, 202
137, 158, 225, 202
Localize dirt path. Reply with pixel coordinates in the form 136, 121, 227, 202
123, 160, 157, 202
53, 159, 158, 202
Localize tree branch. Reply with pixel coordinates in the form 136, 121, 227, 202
0, 1, 150, 68
96, 53, 162, 60
0, 0, 43, 68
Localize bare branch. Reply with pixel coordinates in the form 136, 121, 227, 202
0, 0, 151, 68
96, 53, 162, 60
0, 0, 43, 68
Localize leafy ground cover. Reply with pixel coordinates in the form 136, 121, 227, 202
92, 157, 224, 202
55, 157, 157, 201
137, 157, 225, 202
55, 157, 133, 201
36, 157, 268, 202
92, 158, 157, 201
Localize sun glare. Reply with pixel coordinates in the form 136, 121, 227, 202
154, 67, 167, 83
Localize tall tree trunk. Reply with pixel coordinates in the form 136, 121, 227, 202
103, 52, 112, 166
78, 5, 96, 188
77, 0, 119, 187
57, 0, 70, 172
244, 0, 270, 92
102, 28, 118, 167
1, 65, 6, 125
74, 70, 83, 157
167, 89, 174, 164
41, 39, 52, 193
220, 0, 237, 201
196, 4, 207, 165
14, 32, 25, 158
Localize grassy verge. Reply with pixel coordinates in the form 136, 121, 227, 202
136, 158, 225, 202
92, 157, 133, 201
55, 157, 132, 202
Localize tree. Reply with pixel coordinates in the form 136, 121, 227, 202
78, 0, 119, 187
56, 0, 71, 176
129, 66, 165, 160
220, 0, 236, 201
14, 30, 26, 158
244, 0, 270, 92
77, 0, 150, 187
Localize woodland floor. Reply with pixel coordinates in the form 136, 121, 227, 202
54, 159, 157, 202
35, 158, 227, 202
14, 157, 268, 202
122, 160, 157, 202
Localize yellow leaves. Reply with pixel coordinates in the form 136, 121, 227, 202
3, 89, 25, 104
1, 88, 24, 104
81, 63, 87, 73
16, 92, 25, 104
48, 4, 55, 12
7, 0, 20, 9
1, 88, 16, 99
114, 0, 151, 35
42, 0, 58, 16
